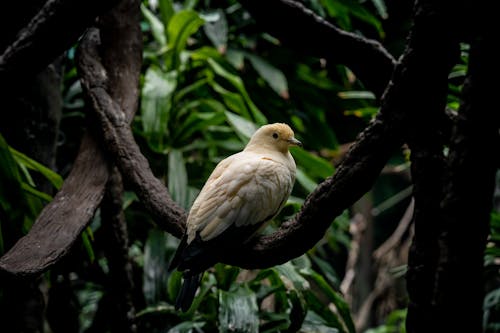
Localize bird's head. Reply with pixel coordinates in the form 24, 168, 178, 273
245, 123, 302, 154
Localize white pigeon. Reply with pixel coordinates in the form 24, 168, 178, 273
169, 123, 302, 311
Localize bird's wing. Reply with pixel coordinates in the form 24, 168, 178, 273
186, 152, 294, 242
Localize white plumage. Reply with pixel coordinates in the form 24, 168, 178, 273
169, 123, 301, 312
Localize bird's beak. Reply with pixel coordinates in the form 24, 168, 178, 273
288, 137, 302, 147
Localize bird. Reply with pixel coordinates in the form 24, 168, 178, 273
168, 123, 302, 312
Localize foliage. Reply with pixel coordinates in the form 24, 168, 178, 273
131, 0, 373, 330
0, 133, 62, 254
10, 0, 498, 333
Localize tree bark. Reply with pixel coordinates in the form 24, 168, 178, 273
433, 20, 499, 333
402, 1, 461, 332
0, 0, 142, 277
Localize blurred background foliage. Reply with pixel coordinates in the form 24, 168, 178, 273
0, 0, 498, 332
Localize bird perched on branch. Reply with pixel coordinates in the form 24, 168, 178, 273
169, 123, 302, 312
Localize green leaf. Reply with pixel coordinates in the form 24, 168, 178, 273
141, 66, 178, 151
211, 82, 252, 119
10, 147, 63, 189
246, 54, 289, 98
20, 182, 52, 202
219, 285, 259, 333
225, 111, 258, 141
81, 227, 95, 263
274, 262, 310, 291
302, 268, 356, 333
226, 48, 245, 70
301, 311, 340, 333
296, 168, 319, 194
159, 0, 174, 27
166, 10, 205, 70
290, 147, 334, 180
207, 58, 267, 125
141, 4, 167, 47
174, 104, 227, 144
168, 149, 189, 209
202, 10, 228, 53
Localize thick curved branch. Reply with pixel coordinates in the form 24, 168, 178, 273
238, 0, 396, 97
0, 0, 141, 277
76, 29, 186, 238
0, 0, 121, 84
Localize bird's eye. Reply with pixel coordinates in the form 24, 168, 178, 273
272, 132, 279, 139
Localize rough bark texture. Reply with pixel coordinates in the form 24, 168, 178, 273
0, 0, 142, 276
76, 28, 186, 239
433, 22, 499, 332
402, 1, 461, 332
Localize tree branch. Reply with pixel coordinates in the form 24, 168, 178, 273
76, 28, 186, 238
433, 20, 499, 332
0, 0, 121, 84
0, 0, 142, 277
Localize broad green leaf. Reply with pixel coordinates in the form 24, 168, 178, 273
211, 82, 251, 119
202, 10, 228, 53
274, 262, 310, 291
246, 54, 289, 98
183, 0, 199, 9
214, 263, 241, 291
302, 311, 340, 333
302, 268, 356, 333
10, 148, 63, 189
226, 48, 245, 70
174, 78, 209, 103
168, 150, 189, 209
295, 168, 318, 194
219, 285, 259, 333
159, 0, 174, 28
225, 111, 258, 141
174, 104, 226, 144
290, 147, 334, 180
166, 10, 205, 70
167, 270, 183, 303
141, 67, 177, 151
141, 4, 167, 47
207, 58, 267, 125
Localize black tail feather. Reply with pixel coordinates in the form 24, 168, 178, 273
175, 273, 203, 312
